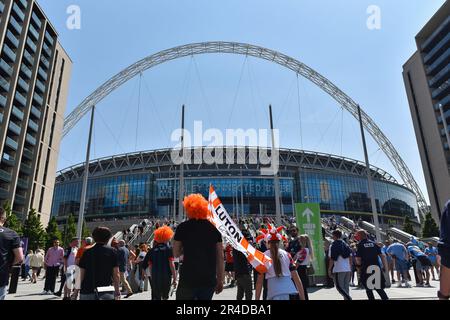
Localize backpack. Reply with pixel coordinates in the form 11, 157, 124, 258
341, 242, 352, 259
330, 240, 352, 261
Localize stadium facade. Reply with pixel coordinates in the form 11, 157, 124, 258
50, 147, 419, 224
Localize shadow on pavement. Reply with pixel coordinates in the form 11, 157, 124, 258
13, 293, 60, 300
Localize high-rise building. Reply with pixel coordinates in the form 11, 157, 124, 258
403, 1, 450, 221
0, 0, 72, 225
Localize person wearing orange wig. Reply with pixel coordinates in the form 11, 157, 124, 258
173, 194, 224, 300
142, 226, 176, 300
183, 193, 210, 220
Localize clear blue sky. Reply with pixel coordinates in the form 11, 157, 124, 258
38, 0, 446, 203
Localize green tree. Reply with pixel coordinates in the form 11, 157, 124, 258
422, 212, 440, 238
62, 214, 77, 247
2, 201, 23, 235
45, 216, 62, 250
22, 209, 46, 251
403, 216, 417, 236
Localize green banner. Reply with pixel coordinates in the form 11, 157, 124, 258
295, 203, 326, 277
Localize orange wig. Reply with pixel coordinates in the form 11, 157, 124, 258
153, 226, 174, 243
183, 194, 209, 220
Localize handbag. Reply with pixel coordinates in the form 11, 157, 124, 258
95, 286, 116, 300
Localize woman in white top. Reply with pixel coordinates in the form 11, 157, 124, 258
294, 235, 314, 300
29, 250, 45, 284
255, 227, 305, 300
134, 244, 148, 292
299, 235, 314, 265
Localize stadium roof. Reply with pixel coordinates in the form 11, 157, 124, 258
56, 147, 401, 186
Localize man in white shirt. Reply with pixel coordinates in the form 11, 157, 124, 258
328, 230, 352, 300
56, 238, 78, 300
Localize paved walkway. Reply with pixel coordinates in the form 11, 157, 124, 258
5, 277, 440, 300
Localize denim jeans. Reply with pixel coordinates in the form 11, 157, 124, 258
0, 286, 7, 300
271, 294, 289, 300
80, 292, 114, 300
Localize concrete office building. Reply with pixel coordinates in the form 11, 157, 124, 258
403, 1, 450, 221
0, 0, 72, 224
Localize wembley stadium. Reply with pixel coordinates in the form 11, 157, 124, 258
50, 147, 418, 225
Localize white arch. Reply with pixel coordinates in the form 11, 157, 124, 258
62, 41, 427, 214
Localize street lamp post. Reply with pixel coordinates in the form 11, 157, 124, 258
240, 166, 244, 219
269, 105, 282, 226
177, 105, 185, 223
76, 106, 95, 240
357, 105, 382, 242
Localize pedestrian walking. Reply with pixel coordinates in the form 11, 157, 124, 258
355, 230, 389, 300
382, 240, 395, 283
299, 235, 314, 290
143, 226, 177, 300
21, 250, 32, 281
425, 242, 440, 281
71, 237, 94, 300
407, 243, 432, 287
117, 240, 134, 298
0, 208, 23, 300
328, 230, 352, 300
438, 201, 450, 300
287, 226, 310, 300
224, 242, 235, 287
233, 230, 253, 301
173, 194, 224, 300
56, 238, 79, 299
135, 243, 148, 292
387, 240, 412, 288
78, 227, 121, 300
43, 239, 64, 295
255, 226, 305, 300
29, 249, 44, 284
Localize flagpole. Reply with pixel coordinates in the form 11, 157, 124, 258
357, 105, 381, 242
177, 105, 185, 223
173, 179, 176, 222
240, 166, 244, 219
77, 105, 95, 240
269, 105, 282, 226
232, 187, 235, 217
291, 185, 295, 219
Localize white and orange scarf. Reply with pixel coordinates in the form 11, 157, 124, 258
207, 185, 272, 273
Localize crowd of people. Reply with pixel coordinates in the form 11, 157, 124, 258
0, 198, 449, 301
322, 213, 447, 300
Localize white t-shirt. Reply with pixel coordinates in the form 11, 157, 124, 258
66, 247, 78, 267
264, 249, 294, 280
328, 246, 351, 273
264, 249, 297, 299
299, 248, 311, 266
